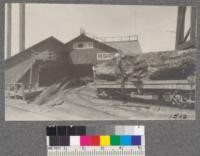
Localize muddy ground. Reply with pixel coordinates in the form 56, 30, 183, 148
5, 84, 195, 121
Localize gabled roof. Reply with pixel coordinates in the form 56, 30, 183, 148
64, 34, 118, 53
64, 33, 142, 56
5, 36, 65, 69
64, 34, 119, 65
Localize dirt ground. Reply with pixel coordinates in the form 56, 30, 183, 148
5, 84, 195, 121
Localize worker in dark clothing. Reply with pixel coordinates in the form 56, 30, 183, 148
113, 53, 128, 103
118, 57, 127, 91
114, 53, 127, 92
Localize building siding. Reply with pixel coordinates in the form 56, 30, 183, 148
65, 34, 118, 65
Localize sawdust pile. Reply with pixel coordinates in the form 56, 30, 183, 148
33, 78, 86, 105
96, 49, 196, 81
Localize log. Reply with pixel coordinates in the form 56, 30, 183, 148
95, 49, 196, 81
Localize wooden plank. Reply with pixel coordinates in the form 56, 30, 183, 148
95, 83, 195, 90
95, 79, 195, 90
96, 79, 192, 84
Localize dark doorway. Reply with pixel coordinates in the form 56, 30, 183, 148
70, 64, 93, 78
39, 64, 67, 87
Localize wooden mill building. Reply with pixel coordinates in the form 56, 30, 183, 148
5, 32, 142, 90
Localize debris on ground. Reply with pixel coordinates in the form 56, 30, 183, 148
33, 78, 86, 105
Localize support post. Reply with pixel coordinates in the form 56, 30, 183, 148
175, 7, 186, 50
7, 3, 12, 58
19, 3, 25, 52
190, 7, 197, 42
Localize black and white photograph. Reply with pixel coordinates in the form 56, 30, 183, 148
4, 3, 197, 120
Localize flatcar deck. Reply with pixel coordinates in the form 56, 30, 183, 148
95, 79, 195, 91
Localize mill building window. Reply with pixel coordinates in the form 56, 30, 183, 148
73, 42, 93, 49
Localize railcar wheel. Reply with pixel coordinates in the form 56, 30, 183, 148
171, 91, 187, 108
96, 89, 113, 99
162, 93, 172, 103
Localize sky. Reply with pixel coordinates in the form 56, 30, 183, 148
4, 4, 191, 58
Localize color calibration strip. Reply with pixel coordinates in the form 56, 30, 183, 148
47, 125, 145, 156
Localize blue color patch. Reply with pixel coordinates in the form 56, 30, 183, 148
120, 135, 132, 145
132, 136, 141, 145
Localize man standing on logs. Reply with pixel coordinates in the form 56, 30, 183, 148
114, 53, 127, 92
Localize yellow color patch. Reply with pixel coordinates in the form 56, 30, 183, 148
100, 136, 110, 146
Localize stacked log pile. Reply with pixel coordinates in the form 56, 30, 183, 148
95, 49, 196, 81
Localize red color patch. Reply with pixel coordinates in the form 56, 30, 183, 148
91, 136, 100, 146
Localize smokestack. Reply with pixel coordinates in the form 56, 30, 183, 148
7, 3, 12, 58
19, 3, 25, 52
80, 28, 85, 35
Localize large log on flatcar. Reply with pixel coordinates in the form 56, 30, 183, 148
95, 49, 196, 81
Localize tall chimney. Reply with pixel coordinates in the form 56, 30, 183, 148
19, 3, 25, 52
7, 3, 12, 58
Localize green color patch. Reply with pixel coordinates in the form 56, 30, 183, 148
110, 135, 120, 146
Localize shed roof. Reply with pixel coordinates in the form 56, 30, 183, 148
106, 40, 142, 55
